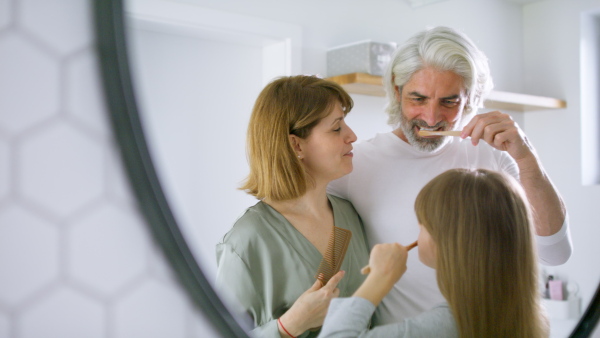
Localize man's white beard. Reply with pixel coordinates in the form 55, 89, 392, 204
397, 106, 453, 153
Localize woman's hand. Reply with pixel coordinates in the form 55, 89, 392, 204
278, 270, 345, 337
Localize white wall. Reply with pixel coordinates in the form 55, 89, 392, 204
128, 27, 263, 279
180, 0, 522, 91
522, 0, 600, 337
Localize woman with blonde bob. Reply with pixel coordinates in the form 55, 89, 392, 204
320, 168, 548, 338
216, 75, 370, 338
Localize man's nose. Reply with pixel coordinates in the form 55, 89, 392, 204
420, 102, 441, 126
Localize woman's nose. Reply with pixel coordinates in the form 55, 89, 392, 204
346, 127, 358, 143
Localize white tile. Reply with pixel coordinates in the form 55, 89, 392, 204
18, 122, 104, 217
0, 204, 59, 306
115, 279, 188, 338
0, 312, 9, 338
189, 306, 223, 338
148, 244, 178, 283
0, 0, 11, 31
591, 324, 600, 338
66, 49, 110, 137
0, 34, 59, 135
67, 204, 150, 296
106, 145, 134, 204
0, 140, 8, 199
18, 287, 105, 338
19, 0, 92, 55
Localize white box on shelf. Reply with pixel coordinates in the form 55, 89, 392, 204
542, 297, 581, 320
327, 40, 397, 78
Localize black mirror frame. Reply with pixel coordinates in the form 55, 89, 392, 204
93, 0, 250, 336
93, 0, 599, 336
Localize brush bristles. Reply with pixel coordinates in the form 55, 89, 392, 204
315, 227, 352, 284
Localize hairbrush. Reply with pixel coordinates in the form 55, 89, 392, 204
315, 226, 352, 285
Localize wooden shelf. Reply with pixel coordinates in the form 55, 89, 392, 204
326, 73, 567, 112
327, 73, 385, 97
483, 91, 566, 111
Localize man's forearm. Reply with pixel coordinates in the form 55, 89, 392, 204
516, 154, 566, 236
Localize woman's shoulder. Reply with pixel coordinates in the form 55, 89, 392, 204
328, 194, 361, 221
220, 202, 281, 246
328, 194, 357, 211
234, 201, 271, 224
328, 194, 366, 240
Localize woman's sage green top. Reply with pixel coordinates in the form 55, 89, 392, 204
216, 194, 370, 338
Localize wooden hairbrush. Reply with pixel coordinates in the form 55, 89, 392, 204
315, 226, 352, 285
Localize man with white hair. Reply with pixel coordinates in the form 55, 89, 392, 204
328, 26, 572, 325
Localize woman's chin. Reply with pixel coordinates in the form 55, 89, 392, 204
330, 168, 353, 182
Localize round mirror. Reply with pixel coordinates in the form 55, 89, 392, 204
95, 0, 600, 336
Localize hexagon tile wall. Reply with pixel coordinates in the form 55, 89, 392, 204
0, 0, 216, 337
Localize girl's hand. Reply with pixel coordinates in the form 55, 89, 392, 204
368, 243, 409, 284
353, 243, 411, 307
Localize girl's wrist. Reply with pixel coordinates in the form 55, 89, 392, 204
354, 273, 398, 306
369, 269, 401, 287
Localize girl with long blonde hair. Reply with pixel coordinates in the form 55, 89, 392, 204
320, 168, 548, 337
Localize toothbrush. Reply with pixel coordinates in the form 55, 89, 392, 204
360, 240, 418, 275
418, 130, 462, 137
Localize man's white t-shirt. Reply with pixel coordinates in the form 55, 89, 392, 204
328, 132, 572, 325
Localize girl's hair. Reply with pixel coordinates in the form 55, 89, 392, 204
383, 26, 493, 127
414, 168, 548, 337
240, 75, 353, 201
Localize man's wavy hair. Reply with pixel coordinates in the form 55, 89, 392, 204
383, 26, 493, 127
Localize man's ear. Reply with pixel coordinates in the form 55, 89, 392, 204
289, 134, 304, 158
392, 76, 401, 102
462, 93, 471, 113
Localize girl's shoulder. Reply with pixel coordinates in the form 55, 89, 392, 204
406, 303, 457, 337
